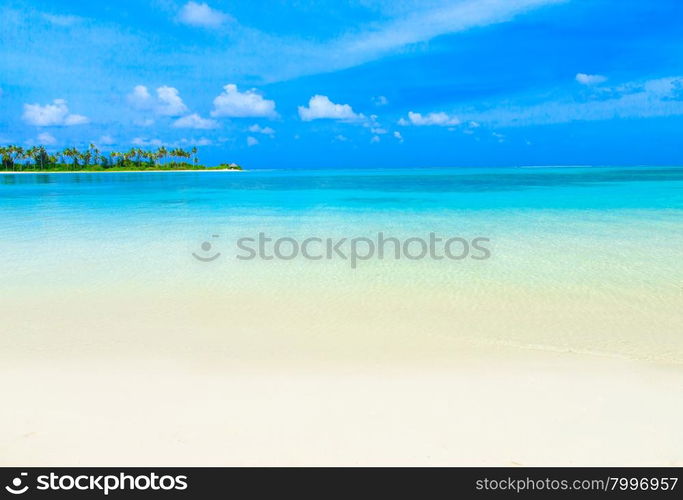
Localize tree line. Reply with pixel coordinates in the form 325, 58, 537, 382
0, 144, 228, 171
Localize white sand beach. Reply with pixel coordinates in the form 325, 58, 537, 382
2, 350, 682, 466
1, 286, 682, 466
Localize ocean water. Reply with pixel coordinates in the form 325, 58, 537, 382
1, 167, 682, 363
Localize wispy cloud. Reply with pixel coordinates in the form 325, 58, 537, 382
398, 111, 460, 126
42, 13, 83, 26
264, 0, 567, 81
337, 0, 565, 58
576, 73, 607, 85
181, 137, 212, 146
248, 124, 275, 135
168, 0, 567, 82
132, 137, 164, 147
172, 113, 219, 129
462, 76, 683, 126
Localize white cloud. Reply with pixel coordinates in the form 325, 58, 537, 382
64, 114, 89, 125
576, 73, 607, 85
334, 134, 348, 142
370, 135, 380, 143
298, 95, 363, 122
128, 85, 153, 109
180, 137, 212, 146
372, 95, 388, 106
130, 137, 212, 147
37, 132, 57, 145
248, 124, 275, 135
246, 136, 258, 147
22, 99, 89, 127
172, 113, 219, 129
211, 84, 277, 118
132, 137, 164, 147
178, 2, 231, 28
399, 111, 460, 126
393, 131, 404, 142
156, 86, 189, 116
371, 127, 387, 134
127, 85, 188, 117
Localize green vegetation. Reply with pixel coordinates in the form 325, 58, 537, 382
0, 144, 242, 171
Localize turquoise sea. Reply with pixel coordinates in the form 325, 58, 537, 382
1, 166, 682, 363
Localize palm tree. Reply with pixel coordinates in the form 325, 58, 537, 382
29, 146, 49, 170
173, 148, 190, 165
63, 147, 79, 168
82, 148, 92, 167
132, 148, 143, 164
38, 146, 47, 169
191, 146, 198, 166
88, 143, 101, 166
14, 146, 26, 171
0, 146, 12, 171
10, 145, 21, 171
78, 150, 88, 169
122, 149, 133, 166
158, 146, 168, 166
142, 150, 154, 166
26, 146, 39, 169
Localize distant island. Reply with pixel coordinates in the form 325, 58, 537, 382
0, 144, 242, 172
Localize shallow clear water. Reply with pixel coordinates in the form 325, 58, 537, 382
1, 167, 682, 362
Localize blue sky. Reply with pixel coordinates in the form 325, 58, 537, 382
1, 0, 682, 168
